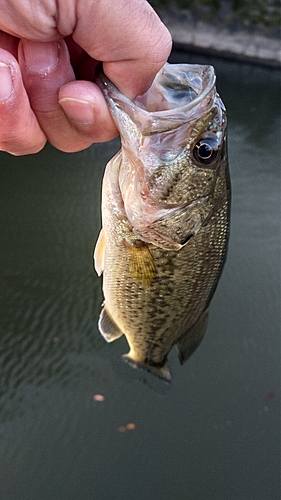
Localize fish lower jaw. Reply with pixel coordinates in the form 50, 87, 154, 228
122, 352, 172, 383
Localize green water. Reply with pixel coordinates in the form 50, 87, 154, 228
0, 51, 280, 500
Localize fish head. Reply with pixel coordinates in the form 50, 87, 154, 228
97, 63, 228, 250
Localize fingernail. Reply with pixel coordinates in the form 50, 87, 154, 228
22, 40, 59, 73
59, 97, 95, 125
0, 63, 14, 101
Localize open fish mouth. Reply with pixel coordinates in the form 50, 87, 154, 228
96, 63, 217, 134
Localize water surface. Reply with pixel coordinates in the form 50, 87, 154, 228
0, 51, 280, 500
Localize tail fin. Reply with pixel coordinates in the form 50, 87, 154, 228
122, 353, 171, 383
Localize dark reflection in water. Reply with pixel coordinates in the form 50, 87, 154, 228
0, 52, 280, 500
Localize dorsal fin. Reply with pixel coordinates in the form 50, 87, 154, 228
98, 307, 124, 343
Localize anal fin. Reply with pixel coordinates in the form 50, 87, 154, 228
177, 309, 209, 364
98, 307, 124, 343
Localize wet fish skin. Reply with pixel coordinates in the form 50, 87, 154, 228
94, 63, 230, 381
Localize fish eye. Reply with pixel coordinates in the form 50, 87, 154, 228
193, 137, 219, 165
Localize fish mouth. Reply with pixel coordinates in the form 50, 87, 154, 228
96, 63, 216, 134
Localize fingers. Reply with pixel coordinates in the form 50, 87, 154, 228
17, 39, 118, 152
0, 48, 46, 155
18, 38, 78, 152
0, 36, 118, 155
58, 80, 118, 143
0, 0, 172, 155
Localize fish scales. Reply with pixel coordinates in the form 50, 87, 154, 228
94, 63, 230, 381
103, 197, 228, 346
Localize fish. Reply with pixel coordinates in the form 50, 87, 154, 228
94, 63, 230, 382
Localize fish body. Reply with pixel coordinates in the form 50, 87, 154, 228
94, 63, 230, 381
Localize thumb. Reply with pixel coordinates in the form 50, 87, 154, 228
73, 0, 172, 99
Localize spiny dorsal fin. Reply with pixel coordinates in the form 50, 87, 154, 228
98, 307, 124, 343
126, 241, 156, 287
177, 309, 209, 364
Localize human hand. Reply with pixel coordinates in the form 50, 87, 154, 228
0, 0, 171, 155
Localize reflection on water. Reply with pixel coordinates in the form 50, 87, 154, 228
0, 53, 280, 500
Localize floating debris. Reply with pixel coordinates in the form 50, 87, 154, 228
117, 423, 136, 433
126, 423, 136, 430
93, 394, 105, 402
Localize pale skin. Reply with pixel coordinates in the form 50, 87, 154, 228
0, 0, 172, 155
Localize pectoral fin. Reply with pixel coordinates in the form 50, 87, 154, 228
126, 241, 156, 287
98, 307, 124, 343
94, 228, 105, 276
177, 309, 209, 364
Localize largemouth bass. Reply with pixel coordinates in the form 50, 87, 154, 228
94, 63, 230, 381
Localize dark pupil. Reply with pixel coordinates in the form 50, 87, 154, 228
198, 142, 212, 159
193, 138, 218, 165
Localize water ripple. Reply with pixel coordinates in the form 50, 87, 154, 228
0, 271, 104, 423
